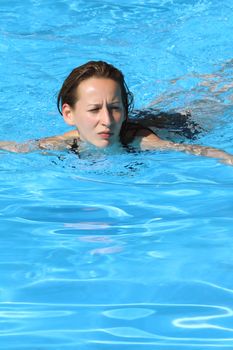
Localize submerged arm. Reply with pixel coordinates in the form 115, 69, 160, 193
136, 129, 233, 165
0, 139, 66, 153
0, 141, 33, 153
0, 130, 79, 153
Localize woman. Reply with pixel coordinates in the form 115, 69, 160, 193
1, 60, 233, 164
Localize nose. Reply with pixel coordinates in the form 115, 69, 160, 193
101, 106, 112, 127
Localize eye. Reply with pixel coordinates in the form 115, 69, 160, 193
89, 108, 100, 113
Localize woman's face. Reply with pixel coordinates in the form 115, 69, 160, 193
63, 77, 126, 148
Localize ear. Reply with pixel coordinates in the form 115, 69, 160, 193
62, 103, 76, 126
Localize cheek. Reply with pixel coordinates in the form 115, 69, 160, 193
75, 113, 97, 128
116, 110, 125, 122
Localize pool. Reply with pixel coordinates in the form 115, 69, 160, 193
1, 0, 233, 348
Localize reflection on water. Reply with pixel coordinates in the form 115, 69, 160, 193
1, 159, 233, 348
1, 297, 233, 348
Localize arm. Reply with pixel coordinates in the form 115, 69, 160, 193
136, 129, 233, 165
0, 130, 79, 153
0, 141, 34, 153
0, 138, 66, 153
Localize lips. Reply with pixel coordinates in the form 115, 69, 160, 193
98, 131, 113, 139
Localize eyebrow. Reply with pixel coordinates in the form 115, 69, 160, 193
88, 101, 121, 106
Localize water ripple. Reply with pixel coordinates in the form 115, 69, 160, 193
0, 301, 233, 348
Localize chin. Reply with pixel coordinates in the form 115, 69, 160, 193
96, 140, 112, 148
94, 137, 116, 148
87, 136, 119, 149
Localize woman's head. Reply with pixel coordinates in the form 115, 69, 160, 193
58, 61, 134, 148
57, 61, 133, 119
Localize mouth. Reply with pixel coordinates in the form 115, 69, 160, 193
98, 131, 114, 139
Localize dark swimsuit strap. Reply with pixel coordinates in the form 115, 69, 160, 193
70, 138, 79, 154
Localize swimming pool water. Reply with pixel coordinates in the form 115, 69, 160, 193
1, 0, 233, 349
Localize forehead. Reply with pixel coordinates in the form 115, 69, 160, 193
76, 77, 122, 102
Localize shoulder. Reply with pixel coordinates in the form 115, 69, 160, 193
121, 121, 151, 142
37, 129, 79, 150
62, 129, 80, 138
121, 121, 164, 149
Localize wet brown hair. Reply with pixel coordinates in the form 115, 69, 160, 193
57, 61, 134, 119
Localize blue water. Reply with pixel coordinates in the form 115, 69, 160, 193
1, 0, 233, 349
